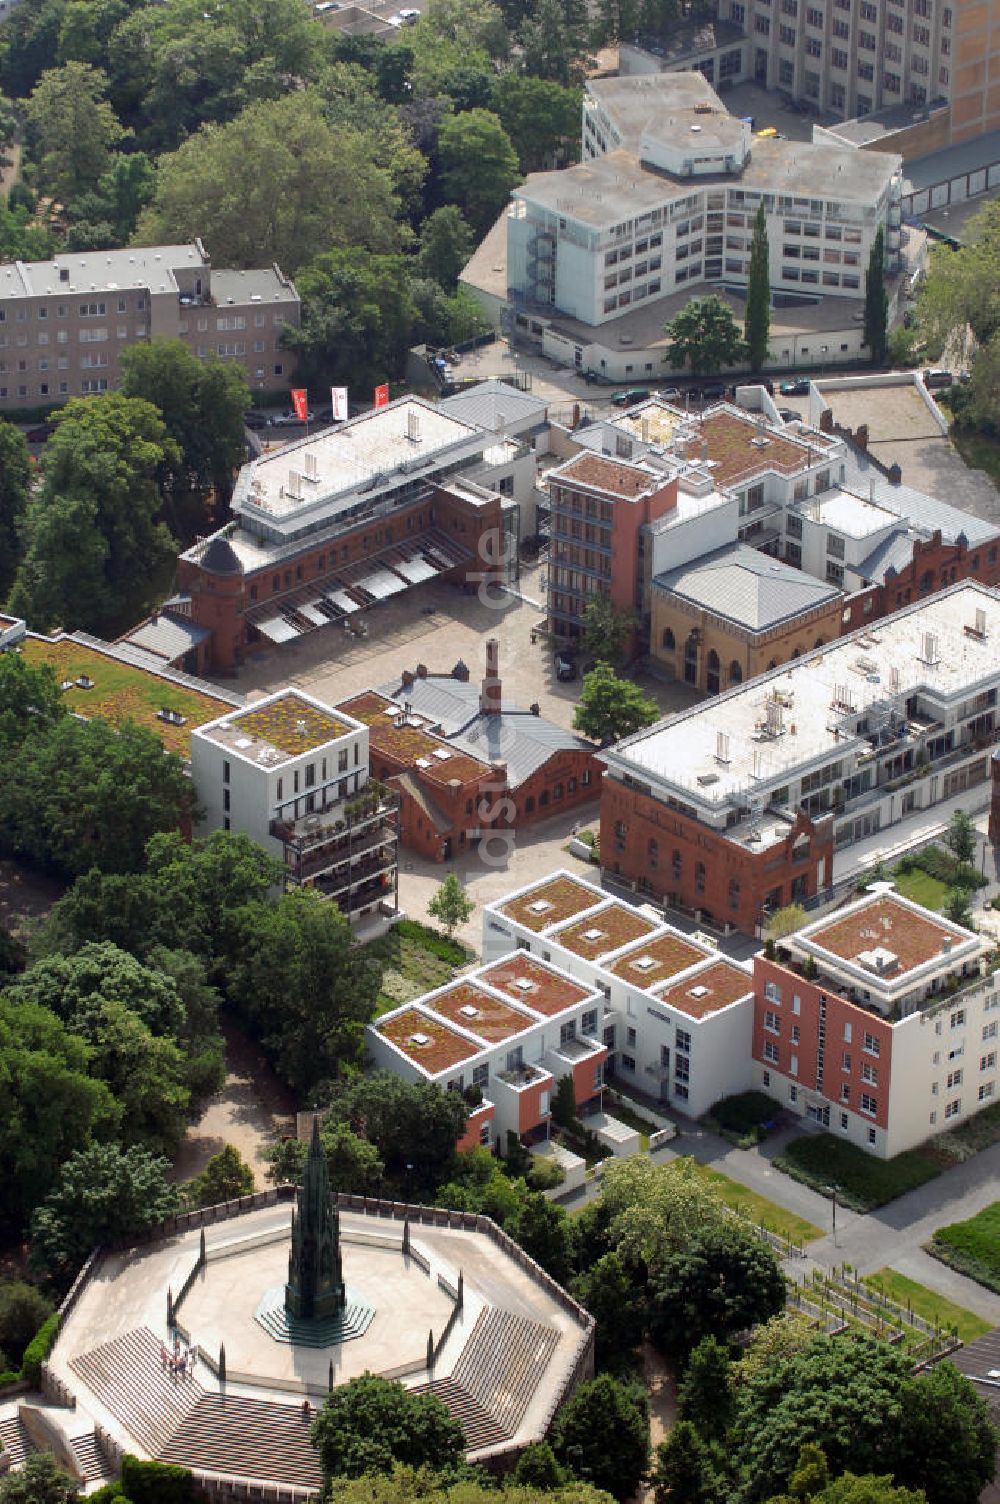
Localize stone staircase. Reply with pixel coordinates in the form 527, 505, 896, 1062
70, 1431, 114, 1484
410, 1377, 506, 1451
70, 1326, 203, 1452
0, 1416, 35, 1469
160, 1395, 322, 1491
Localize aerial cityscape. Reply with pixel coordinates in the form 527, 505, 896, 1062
1, 0, 1000, 1501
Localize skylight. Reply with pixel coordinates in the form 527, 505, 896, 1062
631, 956, 656, 971
582, 928, 605, 942
528, 899, 553, 914
458, 1004, 479, 1018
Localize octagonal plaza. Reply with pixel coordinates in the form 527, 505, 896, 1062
44, 1192, 594, 1500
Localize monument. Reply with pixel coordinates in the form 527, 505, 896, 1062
285, 1119, 345, 1321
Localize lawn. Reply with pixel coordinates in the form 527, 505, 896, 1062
362, 920, 472, 1015
20, 637, 233, 757
863, 1267, 991, 1343
890, 866, 949, 911
949, 426, 1000, 491
928, 1202, 1000, 1294
775, 1133, 947, 1213
691, 1162, 824, 1246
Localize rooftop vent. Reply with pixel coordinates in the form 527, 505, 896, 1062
235, 736, 252, 749
631, 955, 656, 971
689, 984, 709, 998
513, 977, 535, 992
582, 928, 605, 942
295, 719, 307, 736
409, 1032, 431, 1047
921, 631, 939, 665
528, 898, 553, 914
715, 730, 731, 764
458, 1004, 480, 1018
75, 675, 94, 689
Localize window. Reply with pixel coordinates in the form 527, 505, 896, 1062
951, 1008, 966, 1029
860, 1093, 877, 1116
863, 1031, 880, 1056
765, 980, 781, 1004
764, 1010, 780, 1034
560, 1020, 577, 1046
861, 1061, 878, 1085
979, 1082, 996, 1102
676, 1028, 691, 1054
868, 1127, 877, 1146
980, 1052, 996, 1072
764, 1040, 779, 1064
582, 1008, 598, 1036
621, 1054, 636, 1073
223, 760, 230, 785
947, 1069, 964, 1089
472, 1062, 489, 1088
843, 1022, 852, 1043
983, 1021, 998, 1040
945, 1098, 961, 1120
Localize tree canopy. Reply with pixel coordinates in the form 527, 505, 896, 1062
327, 1071, 467, 1195
30, 1142, 181, 1279
437, 107, 520, 235
573, 662, 660, 743
25, 61, 124, 204
551, 1373, 650, 1501
0, 420, 30, 599
665, 295, 746, 376
312, 1374, 466, 1483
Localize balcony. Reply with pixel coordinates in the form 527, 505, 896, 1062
497, 1062, 552, 1090
271, 782, 398, 851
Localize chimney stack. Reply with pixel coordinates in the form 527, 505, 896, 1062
480, 637, 502, 715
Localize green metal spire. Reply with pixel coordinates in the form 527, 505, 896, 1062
284, 1117, 345, 1321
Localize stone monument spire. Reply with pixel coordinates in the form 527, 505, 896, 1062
285, 1117, 345, 1321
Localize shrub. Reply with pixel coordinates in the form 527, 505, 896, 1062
708, 1091, 782, 1137
20, 1312, 60, 1386
0, 1283, 54, 1370
120, 1456, 194, 1503
0, 1369, 21, 1389
527, 1156, 566, 1191
393, 919, 467, 966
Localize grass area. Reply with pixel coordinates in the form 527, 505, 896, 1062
775, 1133, 948, 1213
362, 920, 472, 1015
863, 1267, 991, 1343
691, 1162, 824, 1246
890, 865, 950, 911
950, 426, 1000, 490
20, 636, 233, 756
602, 1098, 655, 1150
928, 1202, 1000, 1294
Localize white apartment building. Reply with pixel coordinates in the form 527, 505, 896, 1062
504, 73, 901, 331
0, 242, 299, 412
755, 885, 1000, 1156
191, 687, 399, 923
367, 954, 609, 1151
482, 870, 755, 1117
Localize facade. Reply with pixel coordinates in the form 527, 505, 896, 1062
475, 72, 903, 378
0, 242, 299, 412
753, 886, 1000, 1157
481, 870, 754, 1118
176, 393, 533, 673
190, 688, 399, 923
601, 582, 1000, 932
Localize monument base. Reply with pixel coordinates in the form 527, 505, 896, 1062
254, 1285, 376, 1347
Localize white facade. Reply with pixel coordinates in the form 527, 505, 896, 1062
484, 871, 755, 1118
191, 688, 369, 856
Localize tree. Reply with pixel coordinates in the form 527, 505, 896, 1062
518, 0, 577, 85
325, 1466, 615, 1504
311, 1374, 466, 1482
120, 338, 249, 529
185, 1145, 255, 1208
665, 295, 746, 377
765, 904, 809, 941
328, 1072, 467, 1194
647, 1219, 785, 1360
945, 809, 978, 866
491, 75, 581, 172
513, 1442, 566, 1489
322, 1121, 385, 1194
733, 1312, 815, 1387
0, 652, 65, 754
0, 1281, 54, 1369
5, 942, 186, 1040
263, 1136, 307, 1187
815, 1475, 928, 1504
678, 1335, 733, 1440
651, 1421, 725, 1504
551, 1373, 650, 1501
136, 92, 403, 274
0, 996, 120, 1236
511, 1190, 574, 1282
943, 887, 974, 930
574, 662, 659, 744
580, 594, 636, 666
0, 923, 27, 979
9, 394, 178, 634
863, 226, 888, 367
229, 889, 379, 1093
914, 200, 1000, 351
437, 108, 521, 235
427, 873, 473, 940
30, 1142, 181, 1280
571, 1251, 646, 1369
598, 1155, 726, 1271
732, 1336, 996, 1504
415, 205, 475, 292
283, 247, 417, 391
745, 205, 771, 373
25, 62, 124, 206
0, 719, 195, 879
551, 1073, 576, 1129
0, 420, 30, 598
0, 1454, 80, 1504
420, 0, 509, 59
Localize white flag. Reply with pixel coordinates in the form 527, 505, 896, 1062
331, 386, 348, 421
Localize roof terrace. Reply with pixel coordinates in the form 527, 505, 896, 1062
799, 894, 977, 979
199, 690, 357, 765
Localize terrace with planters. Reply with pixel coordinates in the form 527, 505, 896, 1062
19, 634, 238, 758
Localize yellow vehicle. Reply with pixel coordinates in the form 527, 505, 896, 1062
756, 126, 779, 138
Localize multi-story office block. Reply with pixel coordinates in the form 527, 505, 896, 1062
0, 241, 299, 412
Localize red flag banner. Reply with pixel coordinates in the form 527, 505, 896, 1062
291, 388, 309, 422
373, 383, 389, 409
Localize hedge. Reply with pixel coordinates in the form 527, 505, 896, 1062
21, 1312, 60, 1387
0, 1369, 20, 1388
120, 1456, 194, 1503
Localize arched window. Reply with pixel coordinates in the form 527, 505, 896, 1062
662, 627, 676, 651
729, 661, 743, 685
525, 795, 535, 813
707, 648, 720, 694
648, 837, 658, 868
684, 634, 698, 686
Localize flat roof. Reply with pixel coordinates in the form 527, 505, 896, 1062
379, 1006, 480, 1072
233, 399, 481, 522
627, 16, 745, 66
551, 451, 666, 499
0, 243, 208, 299
654, 958, 753, 1018
199, 690, 357, 765
338, 691, 491, 785
604, 583, 1000, 811
587, 74, 722, 147
904, 127, 1000, 193
696, 409, 818, 488
501, 875, 607, 932
551, 902, 660, 957
428, 981, 536, 1043
19, 634, 237, 757
210, 267, 298, 306
799, 894, 975, 978
804, 489, 900, 540
606, 930, 712, 985
477, 955, 595, 1017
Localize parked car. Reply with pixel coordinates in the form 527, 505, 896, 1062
25, 420, 56, 443
923, 367, 953, 389
699, 382, 726, 400
270, 410, 306, 427
244, 411, 271, 430
659, 387, 682, 400
555, 653, 576, 682
779, 377, 810, 396
611, 387, 651, 407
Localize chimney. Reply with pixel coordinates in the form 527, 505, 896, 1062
480, 637, 502, 715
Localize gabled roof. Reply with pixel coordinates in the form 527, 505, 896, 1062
440, 380, 548, 434
654, 543, 841, 632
